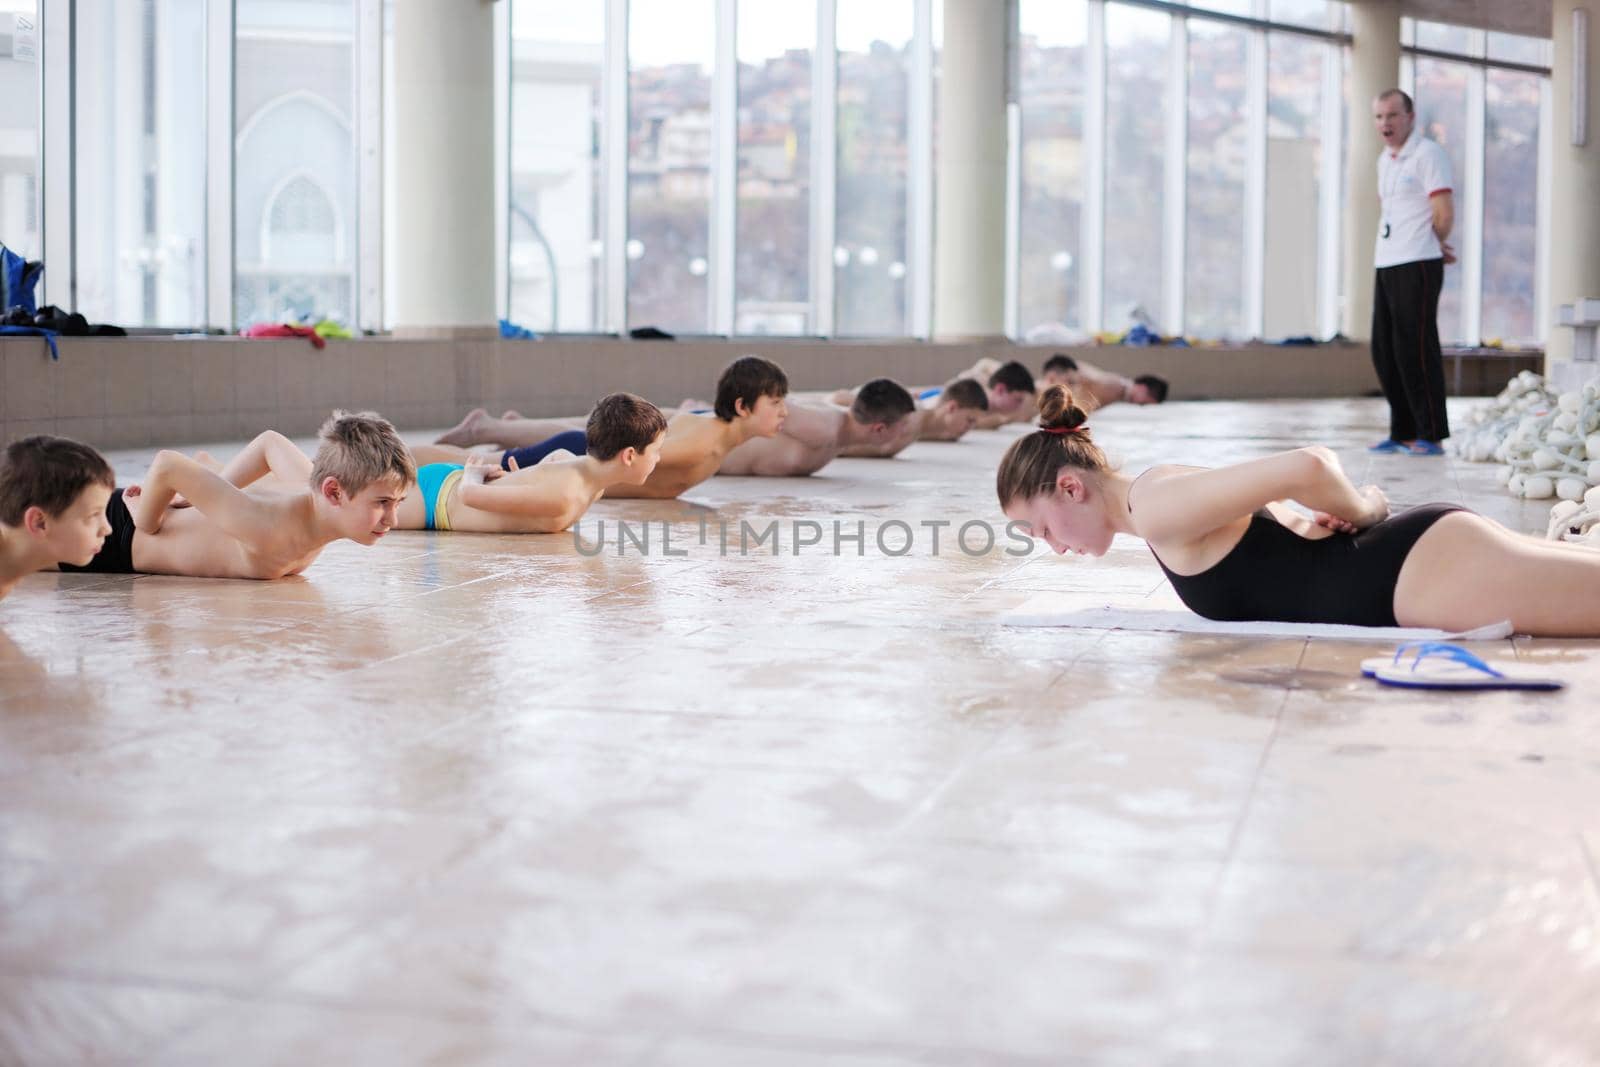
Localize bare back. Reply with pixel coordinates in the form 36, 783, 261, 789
606, 413, 737, 499
1073, 362, 1131, 410
718, 404, 843, 476
132, 490, 328, 579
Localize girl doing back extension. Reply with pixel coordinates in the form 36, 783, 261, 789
998, 385, 1600, 636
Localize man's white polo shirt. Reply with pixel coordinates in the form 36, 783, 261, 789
1374, 129, 1453, 269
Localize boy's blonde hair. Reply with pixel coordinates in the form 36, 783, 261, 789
309, 411, 415, 494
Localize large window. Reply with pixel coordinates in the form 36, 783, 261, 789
735, 0, 813, 335
1264, 32, 1328, 339
75, 0, 207, 327
1411, 56, 1470, 344
1269, 0, 1342, 31
626, 0, 713, 334
1414, 20, 1472, 54
509, 1, 603, 333
1016, 0, 1086, 336
10, 2, 1556, 346
1185, 20, 1248, 339
1103, 4, 1169, 331
1482, 69, 1540, 343
834, 3, 912, 336
0, 1, 40, 263
235, 0, 358, 328
1488, 32, 1551, 67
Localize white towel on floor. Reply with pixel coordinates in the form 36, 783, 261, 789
999, 598, 1514, 642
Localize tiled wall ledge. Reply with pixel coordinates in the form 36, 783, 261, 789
2, 334, 1407, 450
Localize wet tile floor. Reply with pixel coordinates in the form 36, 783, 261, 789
2, 397, 1598, 1065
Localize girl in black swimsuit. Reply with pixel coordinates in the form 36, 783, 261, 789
997, 385, 1600, 636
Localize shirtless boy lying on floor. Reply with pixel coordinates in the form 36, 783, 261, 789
0, 435, 115, 599
399, 393, 666, 532
1033, 354, 1169, 409
61, 411, 415, 580
903, 360, 1037, 429
827, 377, 990, 443
427, 355, 790, 500
715, 378, 918, 476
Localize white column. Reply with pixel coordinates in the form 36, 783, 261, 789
392, 0, 496, 336
1082, 1, 1106, 333
1243, 22, 1267, 338
1317, 35, 1343, 339
709, 0, 737, 335
1460, 42, 1485, 348
933, 0, 1008, 338
908, 0, 934, 338
810, 0, 837, 336
205, 0, 234, 329
41, 0, 72, 311
602, 0, 629, 334
1340, 0, 1401, 341
359, 0, 385, 333
1548, 0, 1600, 366
1161, 16, 1186, 336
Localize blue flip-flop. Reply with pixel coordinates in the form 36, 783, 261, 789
1406, 440, 1445, 456
1367, 439, 1407, 453
1368, 642, 1562, 691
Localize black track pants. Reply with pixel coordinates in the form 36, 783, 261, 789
1370, 258, 1448, 443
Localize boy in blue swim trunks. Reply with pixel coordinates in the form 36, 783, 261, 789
393, 393, 668, 533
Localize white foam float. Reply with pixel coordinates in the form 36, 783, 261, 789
1449, 371, 1600, 540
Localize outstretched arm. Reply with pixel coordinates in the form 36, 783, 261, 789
219, 431, 314, 490
1133, 448, 1386, 547
128, 450, 275, 537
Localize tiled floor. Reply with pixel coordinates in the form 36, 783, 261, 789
2, 397, 1598, 1066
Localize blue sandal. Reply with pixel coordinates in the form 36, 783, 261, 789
1367, 642, 1562, 691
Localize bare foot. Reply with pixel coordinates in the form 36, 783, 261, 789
502, 410, 522, 420
437, 408, 488, 447
193, 450, 222, 472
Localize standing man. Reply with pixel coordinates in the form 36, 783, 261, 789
1368, 88, 1455, 457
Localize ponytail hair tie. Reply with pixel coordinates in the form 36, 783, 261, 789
1039, 425, 1086, 436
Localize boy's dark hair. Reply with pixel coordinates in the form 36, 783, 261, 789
851, 378, 916, 426
943, 378, 989, 411
1134, 374, 1170, 403
714, 355, 789, 421
0, 435, 116, 526
1042, 353, 1079, 375
310, 411, 417, 493
586, 392, 669, 460
987, 360, 1036, 395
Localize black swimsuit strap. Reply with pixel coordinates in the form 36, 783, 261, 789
1125, 468, 1158, 514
